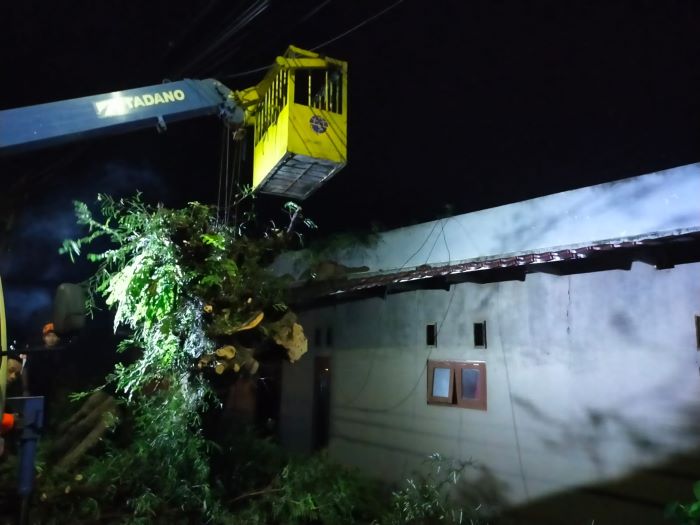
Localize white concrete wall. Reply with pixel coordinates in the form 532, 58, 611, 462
279, 307, 335, 454
280, 261, 700, 506
273, 163, 700, 278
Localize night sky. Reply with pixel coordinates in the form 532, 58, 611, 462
1, 0, 699, 339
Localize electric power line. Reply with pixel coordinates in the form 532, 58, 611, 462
310, 0, 405, 51
220, 0, 406, 80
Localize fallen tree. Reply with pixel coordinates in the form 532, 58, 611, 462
41, 194, 315, 523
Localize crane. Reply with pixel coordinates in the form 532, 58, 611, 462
0, 45, 347, 524
0, 45, 348, 200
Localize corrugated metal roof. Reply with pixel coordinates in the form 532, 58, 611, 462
274, 163, 700, 282
291, 230, 700, 304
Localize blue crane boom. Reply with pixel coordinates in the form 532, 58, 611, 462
0, 79, 243, 154
0, 45, 348, 201
0, 47, 349, 523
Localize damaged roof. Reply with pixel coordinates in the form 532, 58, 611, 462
291, 230, 700, 304
276, 163, 700, 304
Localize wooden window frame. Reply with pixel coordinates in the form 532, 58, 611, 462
455, 362, 487, 411
427, 360, 487, 411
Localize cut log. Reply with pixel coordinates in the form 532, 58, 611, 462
53, 395, 117, 457
56, 406, 120, 470
57, 391, 111, 434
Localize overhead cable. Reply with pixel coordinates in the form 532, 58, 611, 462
221, 0, 405, 79
176, 0, 269, 77
310, 0, 405, 51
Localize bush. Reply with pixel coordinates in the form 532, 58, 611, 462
666, 481, 700, 525
230, 446, 380, 525
378, 453, 490, 525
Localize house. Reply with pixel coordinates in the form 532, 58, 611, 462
274, 163, 700, 522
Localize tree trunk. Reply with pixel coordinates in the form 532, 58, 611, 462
53, 394, 117, 458
56, 405, 119, 470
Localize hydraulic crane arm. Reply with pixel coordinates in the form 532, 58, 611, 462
0, 46, 348, 200
0, 79, 243, 155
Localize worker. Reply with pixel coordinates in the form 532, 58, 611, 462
1, 358, 23, 457
6, 357, 23, 386
42, 322, 61, 348
1, 323, 60, 457
17, 322, 61, 403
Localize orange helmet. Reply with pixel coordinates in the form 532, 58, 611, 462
42, 322, 55, 336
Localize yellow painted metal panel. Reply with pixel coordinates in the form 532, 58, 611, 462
287, 104, 347, 163
253, 102, 291, 189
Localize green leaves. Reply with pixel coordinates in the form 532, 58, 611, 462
201, 232, 226, 250
61, 190, 301, 388
665, 481, 700, 524
60, 239, 81, 262
57, 192, 317, 524
282, 201, 317, 241
199, 255, 238, 292
283, 201, 301, 214
200, 274, 222, 289
378, 454, 484, 525
235, 452, 381, 525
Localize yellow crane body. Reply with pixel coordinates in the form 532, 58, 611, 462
0, 277, 7, 415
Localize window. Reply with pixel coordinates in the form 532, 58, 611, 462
427, 361, 453, 404
426, 323, 438, 346
473, 321, 487, 348
427, 360, 487, 410
455, 362, 487, 410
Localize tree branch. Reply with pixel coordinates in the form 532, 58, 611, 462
230, 485, 283, 504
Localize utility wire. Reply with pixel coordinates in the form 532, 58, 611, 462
213, 0, 334, 77
213, 0, 335, 75
175, 0, 269, 78
335, 283, 458, 413
440, 218, 452, 266
220, 0, 405, 79
298, 0, 333, 25
495, 283, 530, 500
310, 0, 405, 51
423, 219, 445, 266
164, 0, 222, 60
232, 137, 243, 232
227, 137, 242, 226
396, 221, 441, 270
216, 126, 228, 224
222, 64, 270, 80
224, 125, 232, 224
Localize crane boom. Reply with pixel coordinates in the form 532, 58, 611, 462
0, 79, 242, 155
0, 48, 348, 515
0, 46, 348, 200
